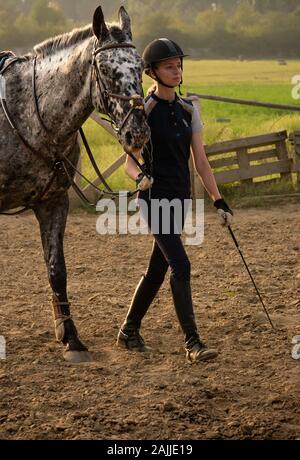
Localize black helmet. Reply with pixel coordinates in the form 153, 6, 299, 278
142, 38, 188, 69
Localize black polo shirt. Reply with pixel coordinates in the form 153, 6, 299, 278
140, 93, 203, 200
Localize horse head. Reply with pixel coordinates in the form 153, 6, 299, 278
91, 6, 150, 153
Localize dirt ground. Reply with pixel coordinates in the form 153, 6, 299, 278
1, 203, 300, 440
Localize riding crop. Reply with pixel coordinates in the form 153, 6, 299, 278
227, 225, 275, 330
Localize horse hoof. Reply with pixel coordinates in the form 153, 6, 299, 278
63, 350, 93, 363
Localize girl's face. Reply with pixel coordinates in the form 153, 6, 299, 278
153, 58, 182, 86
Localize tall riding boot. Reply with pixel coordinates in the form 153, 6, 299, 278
117, 275, 162, 352
170, 276, 218, 363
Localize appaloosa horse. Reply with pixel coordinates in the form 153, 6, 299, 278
0, 6, 150, 362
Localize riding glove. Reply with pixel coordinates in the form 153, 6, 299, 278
214, 198, 233, 227
136, 173, 154, 191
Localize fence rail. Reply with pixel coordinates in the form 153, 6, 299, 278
186, 92, 300, 113
69, 113, 300, 208
204, 130, 294, 188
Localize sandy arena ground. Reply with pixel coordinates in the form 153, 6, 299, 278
0, 203, 300, 440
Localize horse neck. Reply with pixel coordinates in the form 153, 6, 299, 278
36, 38, 94, 139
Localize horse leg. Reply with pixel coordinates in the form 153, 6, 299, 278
33, 192, 92, 363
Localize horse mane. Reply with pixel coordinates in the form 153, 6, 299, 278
33, 22, 127, 58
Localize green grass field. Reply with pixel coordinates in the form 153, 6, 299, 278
81, 60, 300, 193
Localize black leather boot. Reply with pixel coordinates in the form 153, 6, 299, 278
116, 275, 162, 352
170, 275, 198, 340
185, 336, 218, 364
170, 276, 218, 363
116, 328, 149, 352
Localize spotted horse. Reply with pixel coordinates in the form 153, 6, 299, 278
0, 6, 150, 362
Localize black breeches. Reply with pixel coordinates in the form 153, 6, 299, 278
139, 197, 191, 283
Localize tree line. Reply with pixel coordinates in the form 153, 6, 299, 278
0, 0, 299, 58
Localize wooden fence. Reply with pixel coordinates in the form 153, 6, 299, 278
69, 115, 300, 208
289, 130, 300, 190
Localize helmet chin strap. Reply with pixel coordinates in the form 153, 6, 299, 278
152, 69, 183, 95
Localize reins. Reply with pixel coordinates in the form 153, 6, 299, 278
0, 41, 152, 214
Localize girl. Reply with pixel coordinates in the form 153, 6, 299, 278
117, 38, 233, 363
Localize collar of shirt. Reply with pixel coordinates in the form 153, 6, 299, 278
150, 92, 179, 105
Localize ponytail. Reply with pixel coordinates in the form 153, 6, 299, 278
147, 83, 157, 96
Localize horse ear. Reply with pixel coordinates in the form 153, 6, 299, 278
118, 6, 132, 41
93, 6, 109, 41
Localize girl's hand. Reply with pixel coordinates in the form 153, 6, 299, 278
214, 198, 233, 227
136, 173, 154, 191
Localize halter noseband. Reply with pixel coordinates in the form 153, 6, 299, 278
91, 41, 145, 137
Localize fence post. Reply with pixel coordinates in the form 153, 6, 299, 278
290, 131, 300, 191
276, 133, 291, 183
189, 157, 204, 199
236, 147, 252, 190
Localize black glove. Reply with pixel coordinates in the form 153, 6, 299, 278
214, 198, 233, 227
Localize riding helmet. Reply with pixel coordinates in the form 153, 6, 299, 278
142, 38, 188, 70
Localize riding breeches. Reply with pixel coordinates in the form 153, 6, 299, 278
138, 196, 191, 283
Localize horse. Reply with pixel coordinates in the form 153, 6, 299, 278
0, 6, 150, 363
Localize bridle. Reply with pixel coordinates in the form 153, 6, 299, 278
38, 38, 151, 183
31, 40, 146, 144
88, 39, 152, 184
91, 41, 145, 138
0, 40, 152, 214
